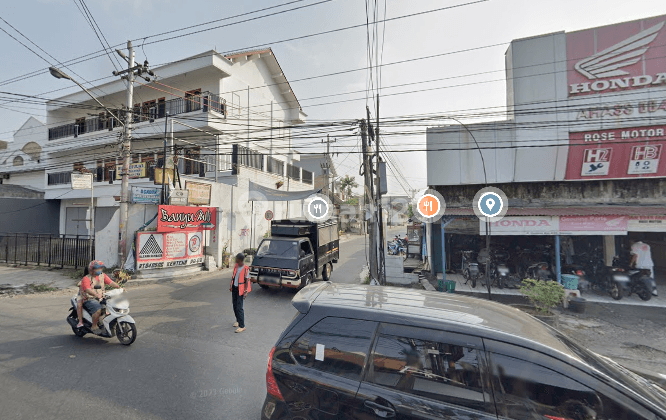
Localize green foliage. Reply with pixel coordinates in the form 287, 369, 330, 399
28, 284, 58, 293
362, 273, 371, 284
407, 204, 414, 219
243, 248, 257, 256
345, 197, 359, 205
519, 279, 565, 314
339, 175, 359, 200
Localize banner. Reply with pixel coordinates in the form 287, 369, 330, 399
131, 186, 160, 204
559, 216, 628, 235
565, 125, 666, 180
185, 181, 212, 205
628, 216, 666, 232
136, 231, 204, 270
157, 205, 216, 231
116, 162, 146, 179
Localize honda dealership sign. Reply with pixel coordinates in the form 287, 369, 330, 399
567, 17, 666, 97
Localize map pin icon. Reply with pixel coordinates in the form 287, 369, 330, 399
486, 198, 495, 211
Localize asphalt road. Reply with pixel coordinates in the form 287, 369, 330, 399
0, 232, 375, 420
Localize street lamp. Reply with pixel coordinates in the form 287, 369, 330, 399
49, 67, 124, 128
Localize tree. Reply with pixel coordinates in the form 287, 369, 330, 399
339, 175, 358, 200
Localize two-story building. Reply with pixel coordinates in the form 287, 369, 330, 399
0, 48, 317, 273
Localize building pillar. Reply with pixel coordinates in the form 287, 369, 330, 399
555, 235, 561, 284
441, 222, 446, 283
603, 235, 615, 266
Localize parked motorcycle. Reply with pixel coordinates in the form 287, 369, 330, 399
461, 250, 480, 288
387, 237, 407, 256
66, 285, 137, 345
612, 256, 658, 301
516, 245, 553, 281
478, 247, 510, 289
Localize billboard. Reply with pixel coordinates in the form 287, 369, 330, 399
566, 15, 666, 97
565, 125, 666, 180
157, 205, 216, 232
136, 231, 204, 270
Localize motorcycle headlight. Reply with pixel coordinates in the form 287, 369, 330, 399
113, 307, 129, 315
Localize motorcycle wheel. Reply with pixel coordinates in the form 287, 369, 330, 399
68, 313, 86, 337
471, 276, 477, 289
609, 282, 622, 301
636, 277, 652, 302
498, 277, 504, 289
116, 321, 137, 345
463, 269, 470, 280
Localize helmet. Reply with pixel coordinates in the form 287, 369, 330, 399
89, 260, 105, 272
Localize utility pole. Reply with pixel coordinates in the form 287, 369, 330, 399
360, 119, 377, 281
112, 41, 154, 266
367, 106, 385, 285
321, 135, 336, 199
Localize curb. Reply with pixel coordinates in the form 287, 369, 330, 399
128, 266, 233, 286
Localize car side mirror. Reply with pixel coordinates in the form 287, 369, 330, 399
94, 284, 102, 290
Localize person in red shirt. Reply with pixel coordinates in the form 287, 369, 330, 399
76, 260, 122, 331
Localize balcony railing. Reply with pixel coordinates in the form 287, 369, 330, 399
287, 164, 300, 181
48, 91, 226, 141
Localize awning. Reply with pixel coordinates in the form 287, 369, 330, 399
444, 206, 666, 217
248, 181, 320, 201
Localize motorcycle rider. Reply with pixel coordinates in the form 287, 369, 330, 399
76, 260, 122, 332
630, 239, 654, 278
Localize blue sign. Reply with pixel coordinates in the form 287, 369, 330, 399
132, 186, 161, 204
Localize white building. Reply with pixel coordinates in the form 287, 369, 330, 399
0, 48, 316, 272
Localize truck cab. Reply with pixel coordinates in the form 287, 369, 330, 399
250, 219, 339, 290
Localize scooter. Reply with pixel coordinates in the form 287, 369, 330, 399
387, 240, 406, 256
66, 284, 137, 345
612, 256, 658, 301
461, 250, 480, 288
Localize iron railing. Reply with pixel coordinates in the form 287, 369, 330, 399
267, 157, 284, 176
0, 233, 94, 269
287, 164, 300, 181
237, 145, 264, 171
47, 171, 72, 186
48, 91, 226, 141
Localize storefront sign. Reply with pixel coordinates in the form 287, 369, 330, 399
169, 189, 189, 206
566, 17, 666, 97
559, 216, 628, 235
185, 181, 211, 205
131, 186, 161, 204
115, 162, 146, 180
576, 101, 666, 120
565, 125, 666, 180
136, 231, 204, 270
480, 217, 559, 235
628, 216, 666, 232
154, 168, 174, 185
157, 205, 216, 231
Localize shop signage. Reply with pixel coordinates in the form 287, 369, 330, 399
565, 125, 666, 180
566, 17, 666, 97
628, 216, 666, 232
115, 162, 146, 180
131, 186, 160, 204
154, 168, 174, 185
185, 181, 211, 205
169, 189, 189, 206
576, 101, 666, 120
136, 231, 204, 270
480, 217, 559, 235
559, 216, 628, 235
157, 205, 216, 231
71, 173, 92, 190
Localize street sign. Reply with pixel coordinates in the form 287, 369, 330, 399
169, 189, 189, 206
71, 173, 92, 190
132, 186, 161, 204
265, 210, 274, 221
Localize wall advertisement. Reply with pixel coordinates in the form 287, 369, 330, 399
565, 125, 666, 180
136, 231, 204, 270
480, 216, 636, 235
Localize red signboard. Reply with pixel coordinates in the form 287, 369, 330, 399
565, 125, 666, 180
136, 231, 204, 270
157, 205, 216, 232
566, 15, 666, 97
559, 216, 628, 233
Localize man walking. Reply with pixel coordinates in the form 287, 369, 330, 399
631, 239, 655, 278
230, 253, 251, 333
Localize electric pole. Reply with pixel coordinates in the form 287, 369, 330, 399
112, 41, 155, 266
360, 119, 377, 281
367, 106, 385, 285
321, 135, 336, 199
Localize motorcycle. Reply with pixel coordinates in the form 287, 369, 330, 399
66, 284, 137, 345
612, 256, 658, 301
478, 247, 510, 289
515, 245, 554, 281
387, 238, 407, 256
461, 250, 481, 288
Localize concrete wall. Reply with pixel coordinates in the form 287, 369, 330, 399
4, 170, 45, 189
0, 198, 59, 234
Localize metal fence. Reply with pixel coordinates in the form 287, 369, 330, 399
0, 233, 94, 269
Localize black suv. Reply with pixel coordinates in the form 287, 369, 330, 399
262, 283, 666, 420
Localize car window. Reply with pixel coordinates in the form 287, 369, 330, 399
256, 240, 297, 259
488, 353, 604, 420
369, 332, 494, 415
290, 317, 377, 381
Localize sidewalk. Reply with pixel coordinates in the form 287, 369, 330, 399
0, 266, 79, 295
432, 272, 666, 308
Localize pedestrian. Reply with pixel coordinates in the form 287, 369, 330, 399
229, 253, 251, 333
630, 239, 654, 278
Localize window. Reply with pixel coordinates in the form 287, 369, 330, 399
489, 353, 603, 420
369, 327, 492, 415
300, 241, 312, 257
291, 317, 377, 381
157, 98, 166, 118
257, 240, 298, 259
12, 156, 23, 166
185, 88, 202, 113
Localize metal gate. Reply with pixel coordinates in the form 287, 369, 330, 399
0, 233, 94, 269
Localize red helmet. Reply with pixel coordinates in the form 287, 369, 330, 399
89, 260, 105, 272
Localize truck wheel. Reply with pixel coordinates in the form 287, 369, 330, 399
322, 263, 332, 282
299, 274, 312, 290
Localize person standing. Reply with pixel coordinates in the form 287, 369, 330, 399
631, 239, 654, 278
230, 253, 251, 333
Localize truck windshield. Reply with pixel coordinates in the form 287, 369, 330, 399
256, 240, 298, 259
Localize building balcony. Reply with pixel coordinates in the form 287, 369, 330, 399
47, 92, 226, 141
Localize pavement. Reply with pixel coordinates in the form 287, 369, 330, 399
0, 232, 372, 420
0, 266, 79, 294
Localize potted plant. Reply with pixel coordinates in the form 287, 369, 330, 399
517, 279, 565, 327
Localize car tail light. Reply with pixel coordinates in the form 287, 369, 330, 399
266, 346, 284, 401
576, 270, 584, 276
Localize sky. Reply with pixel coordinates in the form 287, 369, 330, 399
1, 0, 666, 194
